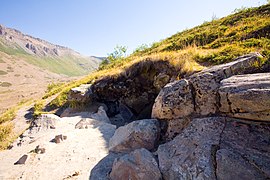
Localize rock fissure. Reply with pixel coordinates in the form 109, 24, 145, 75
240, 153, 270, 179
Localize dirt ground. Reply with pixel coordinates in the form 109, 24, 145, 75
0, 112, 116, 179
0, 51, 71, 113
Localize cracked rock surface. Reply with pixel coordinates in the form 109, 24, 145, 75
152, 53, 265, 120
219, 73, 270, 121
157, 117, 270, 180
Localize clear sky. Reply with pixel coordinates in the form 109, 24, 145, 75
0, 0, 268, 56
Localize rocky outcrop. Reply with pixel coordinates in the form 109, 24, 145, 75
91, 60, 179, 120
68, 84, 93, 103
109, 119, 160, 153
219, 73, 270, 121
89, 53, 270, 180
157, 117, 270, 180
157, 117, 225, 180
89, 153, 123, 180
110, 148, 162, 180
152, 53, 265, 120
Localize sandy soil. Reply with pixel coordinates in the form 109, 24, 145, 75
0, 51, 71, 113
0, 112, 116, 179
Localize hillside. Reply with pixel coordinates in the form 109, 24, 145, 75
133, 4, 270, 63
0, 3, 269, 180
47, 4, 270, 110
0, 24, 101, 76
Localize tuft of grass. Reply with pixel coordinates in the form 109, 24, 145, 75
0, 70, 7, 75
0, 108, 16, 124
0, 122, 14, 150
0, 82, 12, 87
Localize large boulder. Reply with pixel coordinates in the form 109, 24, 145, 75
217, 119, 270, 179
152, 79, 194, 120
157, 117, 225, 180
157, 116, 270, 180
152, 53, 265, 120
109, 119, 160, 153
110, 148, 162, 180
89, 153, 123, 180
219, 73, 270, 121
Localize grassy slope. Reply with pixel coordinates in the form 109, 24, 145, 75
48, 4, 270, 109
0, 39, 98, 76
134, 4, 270, 63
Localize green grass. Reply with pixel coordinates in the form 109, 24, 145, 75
47, 4, 270, 110
0, 38, 99, 76
131, 4, 270, 63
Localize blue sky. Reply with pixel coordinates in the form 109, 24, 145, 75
0, 0, 268, 56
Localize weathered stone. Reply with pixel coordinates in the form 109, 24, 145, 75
163, 117, 190, 141
68, 84, 93, 103
153, 73, 170, 90
34, 145, 46, 154
110, 148, 162, 180
152, 53, 265, 119
157, 117, 226, 180
218, 119, 270, 178
124, 92, 149, 114
109, 119, 160, 153
90, 153, 123, 180
53, 134, 67, 144
89, 106, 111, 124
219, 73, 270, 121
216, 149, 267, 180
152, 79, 194, 120
119, 103, 134, 122
14, 154, 28, 165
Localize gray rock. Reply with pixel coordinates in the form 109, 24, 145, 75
152, 53, 265, 120
163, 117, 190, 141
218, 119, 270, 179
68, 84, 93, 103
152, 79, 194, 120
219, 73, 270, 121
89, 153, 122, 180
14, 154, 28, 165
34, 145, 46, 154
157, 116, 270, 180
110, 148, 162, 180
53, 134, 67, 144
216, 149, 266, 180
89, 106, 111, 124
119, 103, 134, 123
109, 119, 160, 153
157, 117, 226, 180
153, 73, 170, 91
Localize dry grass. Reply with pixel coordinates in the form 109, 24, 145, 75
0, 122, 14, 150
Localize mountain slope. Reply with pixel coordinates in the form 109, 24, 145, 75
0, 24, 101, 76
48, 4, 270, 111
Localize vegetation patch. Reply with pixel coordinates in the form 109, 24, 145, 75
0, 70, 7, 75
0, 82, 12, 87
0, 122, 14, 150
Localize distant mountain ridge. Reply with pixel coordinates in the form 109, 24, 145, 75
0, 24, 101, 76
